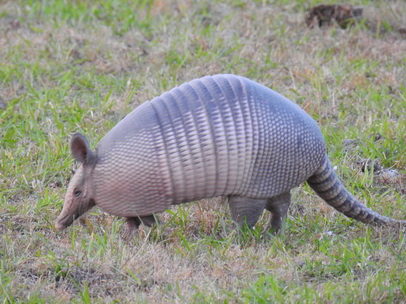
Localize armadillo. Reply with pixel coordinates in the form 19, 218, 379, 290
55, 74, 406, 233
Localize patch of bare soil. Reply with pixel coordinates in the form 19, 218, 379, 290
305, 4, 363, 29
305, 3, 406, 35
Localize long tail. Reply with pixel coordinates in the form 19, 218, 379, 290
307, 155, 406, 227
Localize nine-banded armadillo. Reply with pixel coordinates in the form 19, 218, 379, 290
55, 74, 406, 234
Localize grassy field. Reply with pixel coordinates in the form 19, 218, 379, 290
1, 0, 405, 302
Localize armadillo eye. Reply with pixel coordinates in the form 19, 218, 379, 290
74, 189, 81, 197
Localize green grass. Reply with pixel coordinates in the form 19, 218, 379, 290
1, 0, 405, 302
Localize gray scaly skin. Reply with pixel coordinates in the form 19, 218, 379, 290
55, 74, 406, 234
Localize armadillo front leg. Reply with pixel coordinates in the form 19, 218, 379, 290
122, 215, 158, 241
265, 192, 291, 233
228, 196, 267, 228
122, 217, 141, 241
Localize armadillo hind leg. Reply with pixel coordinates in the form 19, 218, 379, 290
228, 196, 267, 228
265, 191, 291, 233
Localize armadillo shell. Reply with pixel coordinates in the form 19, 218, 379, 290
92, 74, 325, 218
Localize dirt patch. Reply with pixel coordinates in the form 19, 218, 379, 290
305, 4, 363, 29
305, 3, 406, 36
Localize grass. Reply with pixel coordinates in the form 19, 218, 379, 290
1, 0, 405, 302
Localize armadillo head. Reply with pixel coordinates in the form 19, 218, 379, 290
55, 133, 96, 230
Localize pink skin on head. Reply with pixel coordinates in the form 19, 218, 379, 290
55, 134, 96, 230
55, 166, 85, 230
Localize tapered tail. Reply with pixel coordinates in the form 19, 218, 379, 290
307, 155, 406, 227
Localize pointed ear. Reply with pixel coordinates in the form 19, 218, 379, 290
70, 133, 95, 165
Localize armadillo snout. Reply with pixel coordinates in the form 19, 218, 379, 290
55, 221, 67, 231
55, 213, 74, 231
